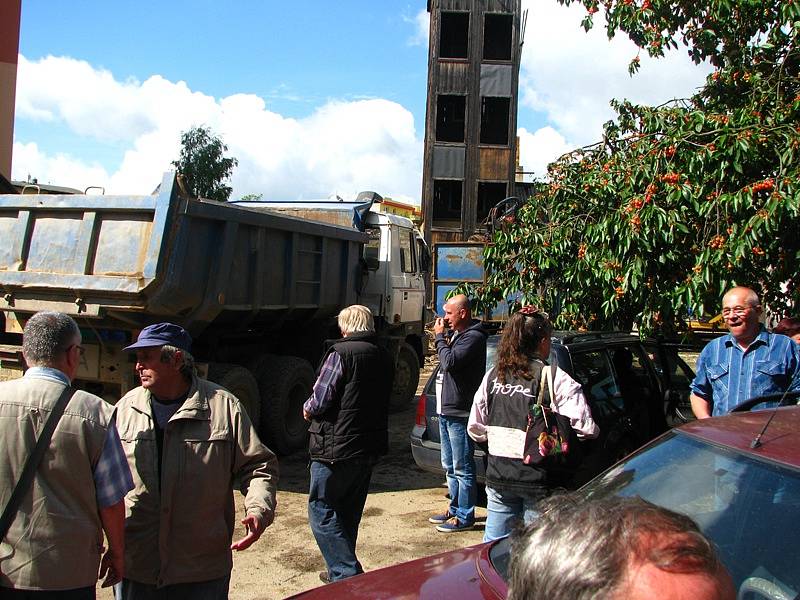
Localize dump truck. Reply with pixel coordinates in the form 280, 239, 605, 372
0, 172, 428, 453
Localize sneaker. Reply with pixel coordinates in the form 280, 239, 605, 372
435, 516, 474, 533
318, 571, 331, 584
428, 511, 453, 525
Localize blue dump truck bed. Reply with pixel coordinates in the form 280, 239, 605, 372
0, 172, 366, 336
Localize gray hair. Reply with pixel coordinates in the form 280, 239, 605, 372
507, 495, 723, 600
159, 344, 196, 379
337, 305, 374, 335
22, 311, 81, 367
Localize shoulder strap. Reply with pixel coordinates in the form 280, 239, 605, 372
0, 385, 77, 540
537, 363, 555, 409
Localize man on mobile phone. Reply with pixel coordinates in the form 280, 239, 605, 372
428, 295, 488, 533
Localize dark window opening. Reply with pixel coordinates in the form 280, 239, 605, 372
480, 97, 510, 145
477, 182, 507, 225
433, 179, 463, 223
436, 95, 466, 143
439, 12, 469, 59
483, 14, 513, 61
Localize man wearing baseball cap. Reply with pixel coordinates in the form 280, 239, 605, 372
114, 322, 278, 599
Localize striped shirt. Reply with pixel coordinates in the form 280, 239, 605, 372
24, 367, 134, 508
690, 328, 800, 415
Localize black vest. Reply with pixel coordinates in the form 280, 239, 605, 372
484, 361, 550, 493
308, 333, 393, 461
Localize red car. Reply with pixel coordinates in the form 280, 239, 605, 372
289, 403, 800, 599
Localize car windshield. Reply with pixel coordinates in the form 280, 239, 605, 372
579, 432, 800, 596
490, 433, 800, 594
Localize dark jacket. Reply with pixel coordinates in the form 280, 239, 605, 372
483, 363, 548, 494
435, 319, 488, 416
308, 332, 393, 461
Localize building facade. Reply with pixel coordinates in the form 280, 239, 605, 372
421, 0, 523, 247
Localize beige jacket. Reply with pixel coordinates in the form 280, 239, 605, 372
0, 376, 114, 590
116, 376, 278, 586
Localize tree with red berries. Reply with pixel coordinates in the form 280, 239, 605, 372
466, 0, 800, 333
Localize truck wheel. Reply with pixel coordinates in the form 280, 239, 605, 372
390, 342, 420, 412
254, 356, 315, 455
207, 364, 261, 433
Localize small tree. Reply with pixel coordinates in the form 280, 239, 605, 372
172, 126, 238, 202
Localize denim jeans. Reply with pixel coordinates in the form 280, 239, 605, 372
114, 575, 230, 600
483, 485, 546, 542
308, 458, 374, 582
439, 415, 476, 524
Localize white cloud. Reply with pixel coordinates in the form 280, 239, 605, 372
13, 55, 423, 201
12, 141, 109, 190
406, 8, 430, 47
517, 0, 712, 173
517, 126, 571, 180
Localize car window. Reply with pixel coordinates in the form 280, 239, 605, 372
582, 433, 800, 596
647, 344, 694, 389
612, 345, 656, 387
363, 227, 381, 269
570, 350, 622, 417
399, 229, 415, 273
646, 344, 696, 425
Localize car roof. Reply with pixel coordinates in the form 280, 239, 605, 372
677, 406, 800, 470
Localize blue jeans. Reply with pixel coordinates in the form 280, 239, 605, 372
439, 415, 475, 524
114, 575, 230, 600
308, 458, 374, 582
483, 485, 546, 542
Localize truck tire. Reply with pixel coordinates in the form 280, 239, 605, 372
254, 356, 315, 455
390, 342, 420, 412
207, 363, 261, 433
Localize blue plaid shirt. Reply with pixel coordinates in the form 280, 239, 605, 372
690, 327, 800, 415
303, 351, 344, 416
24, 367, 134, 508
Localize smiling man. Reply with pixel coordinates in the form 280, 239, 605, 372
114, 322, 278, 599
690, 286, 800, 418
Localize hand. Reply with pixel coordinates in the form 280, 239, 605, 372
98, 546, 123, 588
434, 317, 446, 335
303, 409, 312, 422
231, 513, 269, 551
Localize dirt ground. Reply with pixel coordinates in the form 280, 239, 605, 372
99, 360, 486, 599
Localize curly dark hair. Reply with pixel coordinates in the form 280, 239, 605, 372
496, 310, 553, 383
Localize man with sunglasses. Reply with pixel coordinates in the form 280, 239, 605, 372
0, 311, 132, 597
690, 286, 800, 417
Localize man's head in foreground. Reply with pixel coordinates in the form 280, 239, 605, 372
507, 495, 734, 600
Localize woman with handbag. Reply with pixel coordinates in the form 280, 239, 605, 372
467, 307, 599, 542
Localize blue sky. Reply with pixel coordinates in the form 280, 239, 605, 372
12, 1, 710, 202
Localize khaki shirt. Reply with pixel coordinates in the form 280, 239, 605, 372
0, 377, 113, 590
116, 376, 278, 586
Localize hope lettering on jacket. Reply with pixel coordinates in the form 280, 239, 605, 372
490, 377, 535, 398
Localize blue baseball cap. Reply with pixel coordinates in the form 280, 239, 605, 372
124, 322, 192, 353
